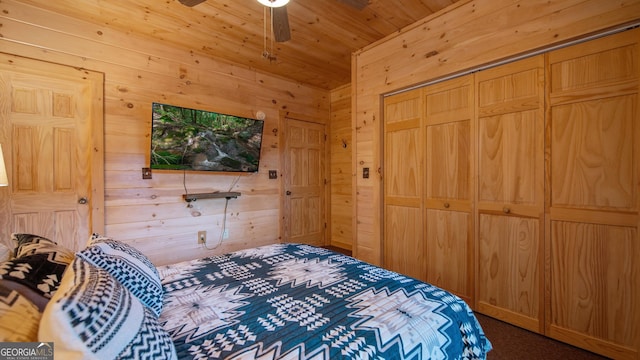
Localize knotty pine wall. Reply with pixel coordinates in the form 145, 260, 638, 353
352, 0, 640, 264
329, 84, 353, 250
0, 0, 331, 265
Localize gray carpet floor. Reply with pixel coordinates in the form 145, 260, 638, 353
475, 313, 611, 360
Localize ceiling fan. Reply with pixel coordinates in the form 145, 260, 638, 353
178, 0, 369, 42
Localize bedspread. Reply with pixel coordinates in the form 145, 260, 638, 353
157, 243, 491, 359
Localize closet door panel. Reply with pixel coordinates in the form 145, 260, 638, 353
549, 221, 638, 352
425, 209, 470, 296
385, 128, 421, 199
546, 28, 639, 359
475, 55, 545, 333
550, 95, 634, 210
478, 110, 539, 205
383, 90, 425, 281
424, 75, 474, 304
385, 204, 424, 281
426, 121, 470, 201
477, 213, 540, 331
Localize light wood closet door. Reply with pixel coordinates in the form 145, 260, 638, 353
475, 56, 545, 333
383, 90, 425, 281
424, 75, 474, 303
546, 29, 640, 360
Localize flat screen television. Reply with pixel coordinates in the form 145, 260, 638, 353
150, 102, 264, 173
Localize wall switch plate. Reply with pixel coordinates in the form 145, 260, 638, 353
198, 231, 206, 244
268, 170, 278, 179
142, 167, 152, 179
363, 167, 369, 179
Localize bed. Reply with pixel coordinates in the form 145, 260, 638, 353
1, 234, 492, 359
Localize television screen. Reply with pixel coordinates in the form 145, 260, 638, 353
150, 102, 264, 173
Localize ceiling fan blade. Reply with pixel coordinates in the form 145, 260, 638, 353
336, 0, 368, 10
272, 6, 291, 42
178, 0, 206, 7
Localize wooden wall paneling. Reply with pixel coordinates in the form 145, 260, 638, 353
0, 0, 329, 265
475, 55, 545, 333
383, 89, 425, 281
545, 28, 640, 359
423, 74, 474, 303
330, 84, 353, 250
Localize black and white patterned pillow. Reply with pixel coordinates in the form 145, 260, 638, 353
77, 236, 164, 316
11, 233, 74, 261
0, 252, 70, 299
0, 284, 41, 342
12, 233, 57, 258
39, 257, 177, 360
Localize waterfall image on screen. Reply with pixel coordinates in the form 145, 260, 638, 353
150, 102, 264, 173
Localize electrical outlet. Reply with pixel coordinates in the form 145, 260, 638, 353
198, 231, 206, 244
223, 229, 229, 239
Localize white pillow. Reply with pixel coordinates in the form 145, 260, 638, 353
77, 235, 164, 316
39, 257, 176, 360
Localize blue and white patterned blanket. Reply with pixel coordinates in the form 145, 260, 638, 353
157, 243, 491, 359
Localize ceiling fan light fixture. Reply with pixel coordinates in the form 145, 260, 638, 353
257, 0, 289, 8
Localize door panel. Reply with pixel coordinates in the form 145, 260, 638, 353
0, 53, 104, 250
426, 120, 470, 201
549, 221, 638, 353
478, 110, 539, 204
425, 208, 469, 295
475, 55, 544, 332
383, 90, 425, 281
284, 118, 325, 246
477, 213, 540, 331
550, 95, 634, 210
546, 29, 639, 359
424, 75, 474, 303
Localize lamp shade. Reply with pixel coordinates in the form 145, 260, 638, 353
0, 144, 8, 187
257, 0, 289, 7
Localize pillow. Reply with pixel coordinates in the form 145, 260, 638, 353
77, 236, 164, 316
11, 233, 75, 261
11, 233, 57, 258
39, 257, 177, 360
0, 279, 49, 311
0, 284, 42, 342
0, 252, 70, 299
0, 243, 10, 262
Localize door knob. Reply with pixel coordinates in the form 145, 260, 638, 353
78, 197, 88, 205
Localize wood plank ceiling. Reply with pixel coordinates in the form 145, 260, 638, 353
16, 0, 459, 90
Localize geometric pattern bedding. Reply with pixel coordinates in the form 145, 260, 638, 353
158, 243, 492, 360
0, 252, 70, 299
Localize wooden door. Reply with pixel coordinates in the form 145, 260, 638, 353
382, 89, 425, 281
424, 75, 474, 304
546, 28, 640, 359
0, 53, 104, 251
475, 55, 545, 333
283, 118, 326, 246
